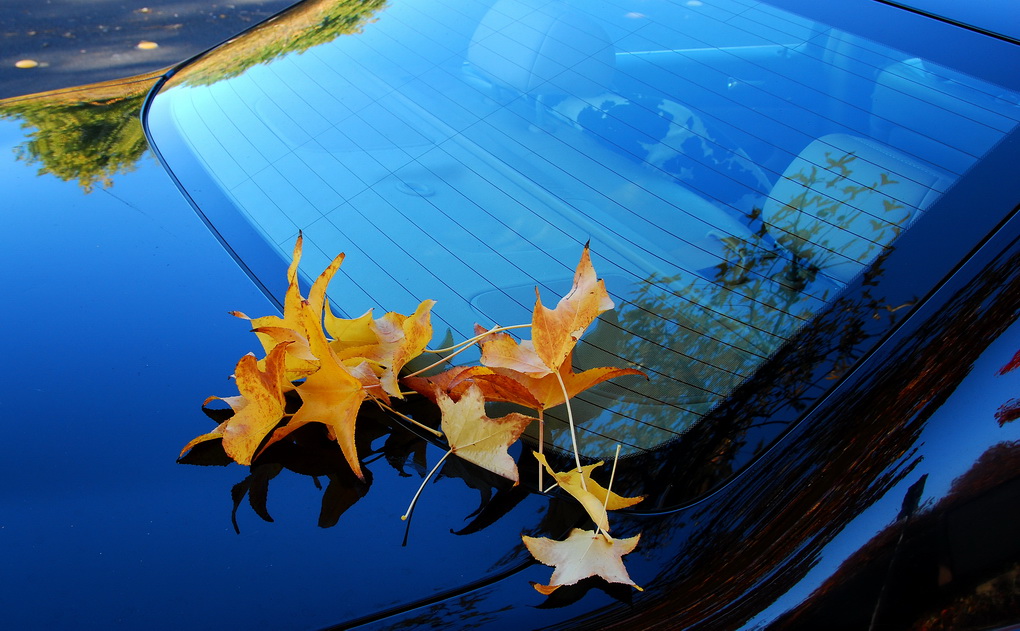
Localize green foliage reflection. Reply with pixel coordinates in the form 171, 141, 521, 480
0, 74, 157, 193
0, 0, 388, 194
169, 0, 388, 87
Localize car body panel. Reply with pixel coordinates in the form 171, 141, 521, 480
356, 186, 1020, 629
0, 81, 556, 629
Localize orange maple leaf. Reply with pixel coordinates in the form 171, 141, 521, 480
476, 331, 549, 377
345, 359, 389, 404
180, 342, 292, 466
477, 245, 613, 377
437, 385, 535, 481
410, 353, 643, 413
403, 364, 541, 410
523, 528, 642, 594
487, 344, 643, 411
534, 244, 615, 372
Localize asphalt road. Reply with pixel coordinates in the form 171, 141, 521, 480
0, 0, 299, 99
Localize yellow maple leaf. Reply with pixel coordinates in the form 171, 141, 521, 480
437, 385, 534, 481
233, 235, 345, 381
344, 300, 436, 398
257, 300, 369, 479
533, 452, 643, 533
522, 528, 642, 594
324, 307, 378, 360
180, 342, 291, 466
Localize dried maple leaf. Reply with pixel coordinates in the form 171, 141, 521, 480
477, 331, 550, 377
324, 307, 378, 360
233, 235, 346, 381
404, 365, 542, 410
343, 300, 436, 398
345, 359, 389, 404
522, 528, 642, 595
258, 301, 369, 479
533, 244, 615, 372
498, 349, 643, 411
400, 384, 535, 521
533, 452, 643, 533
517, 362, 644, 410
478, 245, 612, 378
410, 356, 642, 413
438, 385, 534, 482
180, 342, 292, 466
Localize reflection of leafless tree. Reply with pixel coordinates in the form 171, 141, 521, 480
597, 240, 916, 504
541, 223, 1020, 630
776, 441, 1020, 630
557, 157, 922, 496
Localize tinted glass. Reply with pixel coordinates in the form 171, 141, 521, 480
147, 0, 1020, 461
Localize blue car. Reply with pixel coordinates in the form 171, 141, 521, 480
3, 0, 1020, 628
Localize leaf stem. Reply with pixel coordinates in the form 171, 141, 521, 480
405, 324, 531, 378
402, 343, 476, 379
554, 369, 586, 491
374, 400, 443, 438
537, 408, 545, 491
595, 444, 622, 540
401, 449, 452, 521
423, 323, 532, 354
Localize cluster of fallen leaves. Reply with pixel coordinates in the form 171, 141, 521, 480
181, 235, 647, 595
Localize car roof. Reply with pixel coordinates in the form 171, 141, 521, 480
882, 0, 1020, 43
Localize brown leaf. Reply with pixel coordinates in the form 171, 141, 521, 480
438, 385, 534, 482
522, 528, 642, 594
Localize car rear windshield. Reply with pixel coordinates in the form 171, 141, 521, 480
147, 0, 1020, 463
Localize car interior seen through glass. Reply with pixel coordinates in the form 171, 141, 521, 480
150, 0, 1020, 460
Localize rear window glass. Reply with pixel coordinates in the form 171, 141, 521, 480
149, 0, 1020, 461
